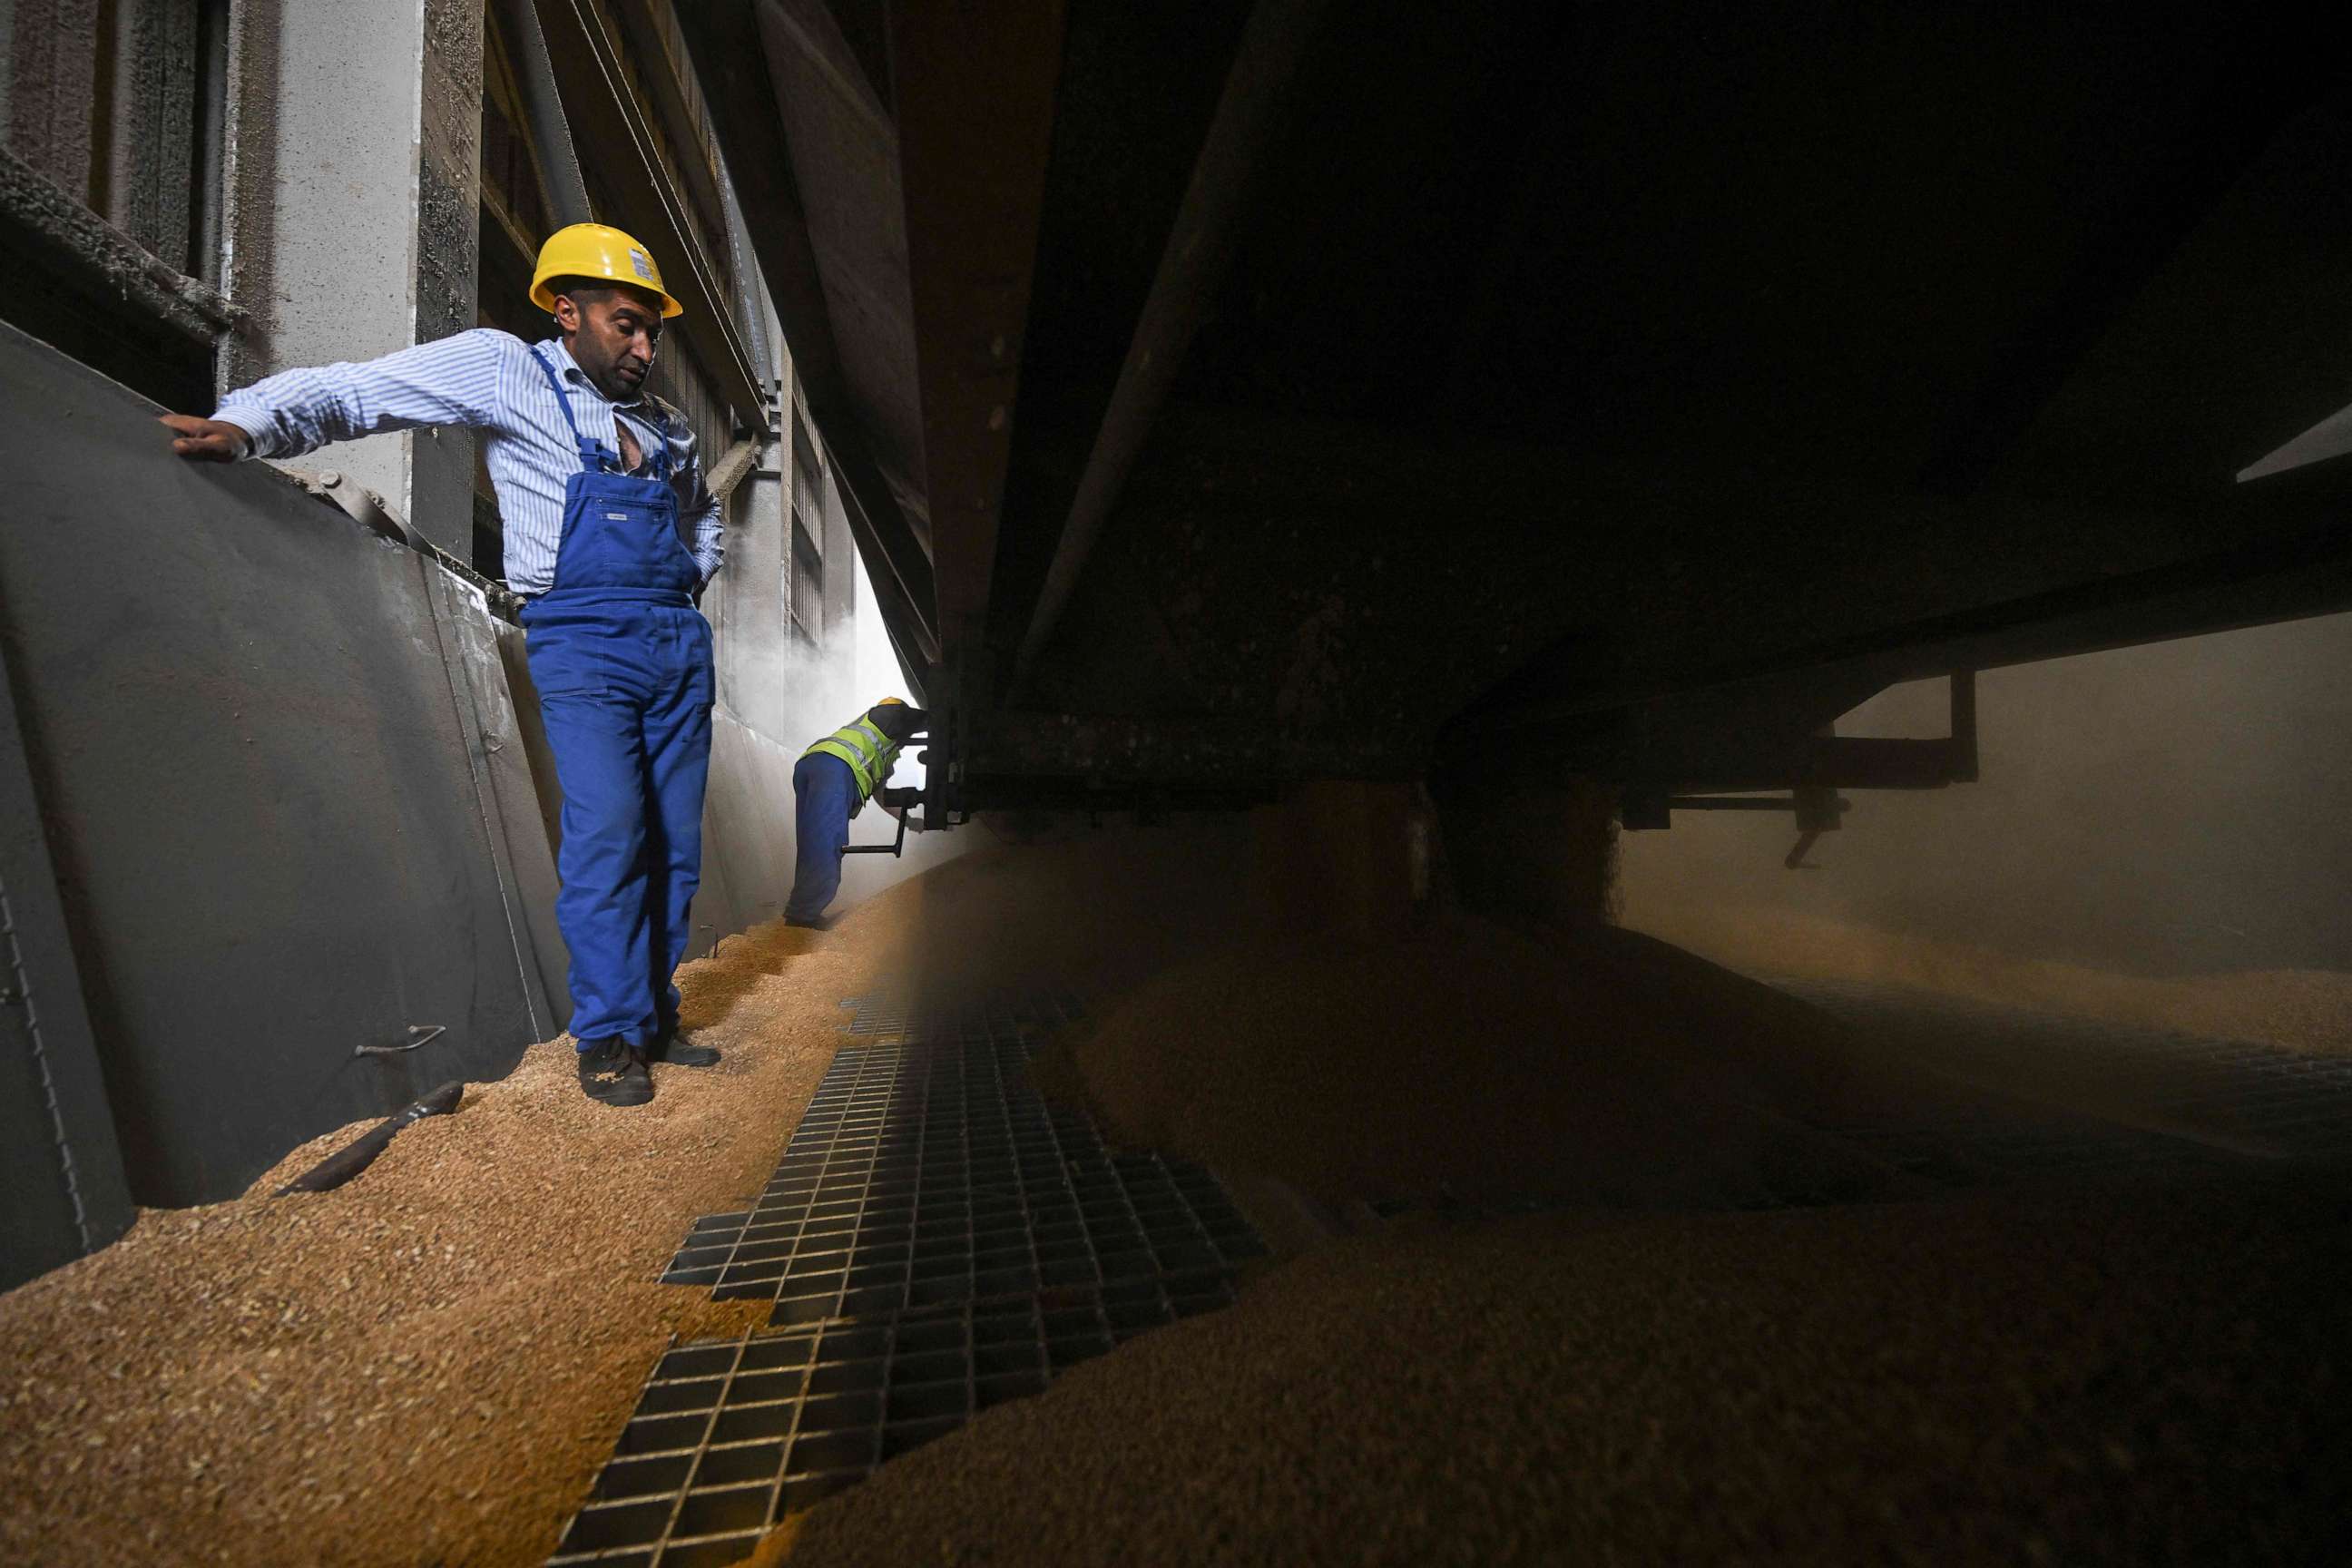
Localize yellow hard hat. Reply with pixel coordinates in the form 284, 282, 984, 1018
874, 696, 907, 708
530, 223, 684, 318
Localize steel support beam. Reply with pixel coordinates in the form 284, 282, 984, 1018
532, 0, 764, 419
1012, 0, 1333, 690
1663, 736, 1971, 797
1486, 514, 2352, 753
671, 0, 940, 668
885, 0, 1067, 837
832, 461, 934, 707
488, 0, 593, 227
887, 0, 1066, 673
605, 2, 733, 264
1917, 15, 2321, 495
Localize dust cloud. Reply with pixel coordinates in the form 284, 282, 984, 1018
1620, 612, 2352, 1047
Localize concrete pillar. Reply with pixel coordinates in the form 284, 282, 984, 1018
220, 0, 483, 555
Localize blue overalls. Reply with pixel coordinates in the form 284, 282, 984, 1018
785, 751, 859, 922
519, 346, 714, 1052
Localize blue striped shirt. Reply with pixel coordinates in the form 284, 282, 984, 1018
213, 328, 723, 597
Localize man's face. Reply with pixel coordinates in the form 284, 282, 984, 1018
555, 286, 664, 401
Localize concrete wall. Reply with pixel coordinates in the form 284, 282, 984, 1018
220, 0, 485, 555
694, 708, 802, 952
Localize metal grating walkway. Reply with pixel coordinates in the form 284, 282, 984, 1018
658, 998, 1264, 1320
549, 974, 2342, 1562
1773, 975, 2352, 1159
547, 994, 1266, 1566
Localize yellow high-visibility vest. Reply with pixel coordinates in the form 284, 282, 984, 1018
804, 717, 897, 808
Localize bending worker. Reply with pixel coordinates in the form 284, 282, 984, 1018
161, 224, 724, 1109
786, 699, 928, 928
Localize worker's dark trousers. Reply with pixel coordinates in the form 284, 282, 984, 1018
786, 751, 857, 922
524, 593, 714, 1047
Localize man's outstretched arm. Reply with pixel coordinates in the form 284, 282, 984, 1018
161, 328, 520, 462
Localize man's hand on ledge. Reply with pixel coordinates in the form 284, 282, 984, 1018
159, 415, 250, 463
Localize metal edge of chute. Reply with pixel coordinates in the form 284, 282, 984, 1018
2238, 397, 2352, 482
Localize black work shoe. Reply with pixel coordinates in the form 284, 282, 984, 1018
650, 1028, 720, 1067
577, 1038, 653, 1106
782, 914, 831, 931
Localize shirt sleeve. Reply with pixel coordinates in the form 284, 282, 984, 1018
675, 427, 726, 585
211, 328, 522, 460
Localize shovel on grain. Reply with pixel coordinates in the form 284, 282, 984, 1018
277, 1081, 465, 1195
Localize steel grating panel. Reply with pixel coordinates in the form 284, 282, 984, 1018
546, 1273, 1240, 1565
837, 988, 1084, 1039
550, 993, 1268, 1564
1774, 976, 2352, 1158
662, 1010, 1265, 1322
1351, 1102, 2232, 1228
557, 973, 2322, 1562
1774, 1102, 2236, 1198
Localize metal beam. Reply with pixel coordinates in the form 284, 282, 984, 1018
606, 1, 733, 260
533, 0, 764, 417
887, 0, 1067, 675
1011, 0, 1334, 690
1665, 736, 1971, 797
1917, 16, 2321, 496
1485, 514, 2352, 749
671, 0, 940, 665
488, 0, 593, 227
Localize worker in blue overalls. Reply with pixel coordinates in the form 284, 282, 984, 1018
785, 699, 929, 928
161, 224, 725, 1107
